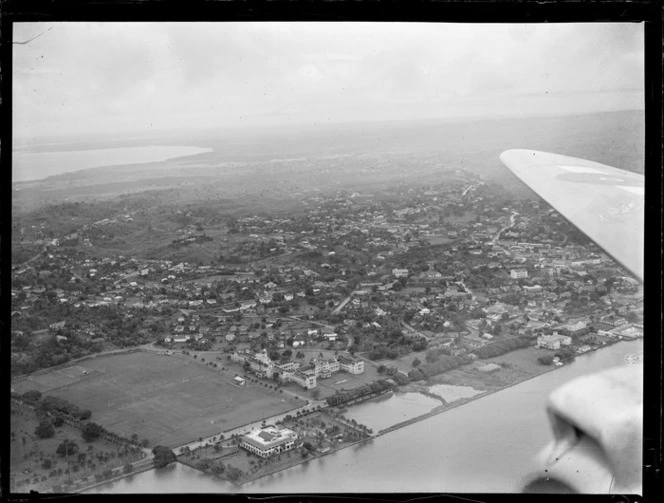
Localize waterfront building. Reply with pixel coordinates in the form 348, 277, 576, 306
240, 426, 298, 458
537, 333, 572, 350
605, 323, 643, 340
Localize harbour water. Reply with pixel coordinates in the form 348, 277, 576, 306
12, 145, 213, 182
343, 391, 442, 432
90, 339, 643, 493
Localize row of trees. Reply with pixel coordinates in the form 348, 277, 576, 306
473, 337, 531, 359
33, 393, 92, 421
326, 379, 393, 406
408, 354, 469, 381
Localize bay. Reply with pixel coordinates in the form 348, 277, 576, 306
12, 146, 213, 182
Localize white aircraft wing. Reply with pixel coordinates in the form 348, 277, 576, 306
500, 149, 644, 494
500, 149, 644, 282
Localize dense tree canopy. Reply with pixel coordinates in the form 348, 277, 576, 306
56, 439, 79, 457
81, 422, 104, 442
35, 419, 55, 439
152, 445, 177, 468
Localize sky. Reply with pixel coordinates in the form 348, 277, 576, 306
13, 22, 644, 141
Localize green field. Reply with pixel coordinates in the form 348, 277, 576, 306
12, 351, 299, 448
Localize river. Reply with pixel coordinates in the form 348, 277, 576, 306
89, 339, 642, 493
13, 145, 213, 182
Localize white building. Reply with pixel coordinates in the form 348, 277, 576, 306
392, 269, 409, 278
281, 370, 317, 389
537, 333, 572, 350
240, 426, 298, 458
338, 356, 364, 374
510, 268, 528, 279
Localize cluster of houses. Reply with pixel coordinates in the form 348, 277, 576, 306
231, 349, 364, 390
11, 175, 644, 381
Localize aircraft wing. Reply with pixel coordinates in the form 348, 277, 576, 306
500, 149, 644, 282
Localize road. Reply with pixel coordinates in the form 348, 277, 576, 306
172, 399, 327, 455
490, 211, 519, 244
14, 243, 48, 269
331, 295, 352, 315
401, 321, 430, 341
462, 184, 476, 197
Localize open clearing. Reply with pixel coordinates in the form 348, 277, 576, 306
12, 351, 299, 448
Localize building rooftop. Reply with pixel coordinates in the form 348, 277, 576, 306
243, 426, 297, 450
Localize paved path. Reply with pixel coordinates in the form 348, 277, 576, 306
173, 400, 327, 455
462, 184, 476, 197
401, 321, 430, 341
491, 211, 519, 244
331, 295, 352, 314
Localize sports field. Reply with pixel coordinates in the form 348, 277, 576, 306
12, 351, 299, 448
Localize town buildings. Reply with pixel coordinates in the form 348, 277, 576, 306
231, 350, 365, 390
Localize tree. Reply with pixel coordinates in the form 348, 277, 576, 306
23, 390, 42, 403
53, 415, 64, 427
196, 458, 213, 471
35, 419, 55, 439
303, 441, 315, 452
56, 439, 79, 457
412, 357, 421, 367
538, 355, 554, 365
123, 462, 133, 474
152, 445, 176, 468
81, 422, 104, 442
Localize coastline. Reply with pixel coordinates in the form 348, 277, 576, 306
169, 356, 567, 487
82, 340, 632, 492
376, 364, 561, 437
178, 436, 371, 487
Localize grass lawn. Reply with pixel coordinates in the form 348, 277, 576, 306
12, 351, 300, 448
10, 401, 145, 494
429, 346, 553, 391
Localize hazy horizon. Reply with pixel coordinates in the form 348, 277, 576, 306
14, 22, 644, 143
13, 108, 644, 151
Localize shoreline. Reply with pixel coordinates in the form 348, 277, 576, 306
376, 363, 561, 437
168, 358, 566, 487
80, 340, 631, 491
177, 436, 371, 487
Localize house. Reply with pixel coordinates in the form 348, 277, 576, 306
565, 321, 587, 335
392, 269, 409, 278
234, 376, 245, 386
49, 321, 66, 333
478, 363, 501, 373
523, 285, 542, 295
240, 426, 298, 458
510, 268, 528, 279
537, 333, 572, 350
